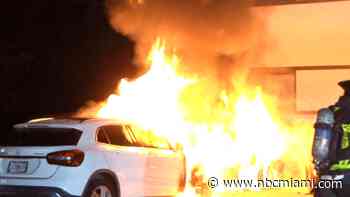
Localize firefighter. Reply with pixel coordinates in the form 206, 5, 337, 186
313, 80, 350, 197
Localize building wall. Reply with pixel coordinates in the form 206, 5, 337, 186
254, 1, 350, 112
258, 1, 350, 67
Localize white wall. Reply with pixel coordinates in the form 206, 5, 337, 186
296, 69, 350, 111
257, 1, 350, 67
254, 2, 350, 112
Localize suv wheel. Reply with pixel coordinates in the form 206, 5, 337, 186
84, 178, 117, 197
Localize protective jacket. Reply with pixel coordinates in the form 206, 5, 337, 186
326, 80, 350, 173
313, 80, 350, 197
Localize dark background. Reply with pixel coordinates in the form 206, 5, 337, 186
0, 0, 137, 139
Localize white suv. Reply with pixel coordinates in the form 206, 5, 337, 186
0, 117, 186, 197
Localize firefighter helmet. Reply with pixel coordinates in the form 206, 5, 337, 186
339, 80, 350, 96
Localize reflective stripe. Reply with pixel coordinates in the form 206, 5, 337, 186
330, 159, 350, 171
334, 106, 341, 112
341, 124, 350, 149
320, 175, 345, 180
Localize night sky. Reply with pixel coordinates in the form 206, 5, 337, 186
1, 0, 137, 135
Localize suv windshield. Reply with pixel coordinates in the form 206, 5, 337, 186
1, 127, 82, 146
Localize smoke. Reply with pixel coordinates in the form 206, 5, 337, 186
106, 0, 269, 84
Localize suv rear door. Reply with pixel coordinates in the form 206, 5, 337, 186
97, 125, 148, 196
128, 126, 182, 196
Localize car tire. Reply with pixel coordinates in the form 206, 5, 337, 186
83, 177, 118, 197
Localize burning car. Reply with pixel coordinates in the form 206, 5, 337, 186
0, 117, 186, 197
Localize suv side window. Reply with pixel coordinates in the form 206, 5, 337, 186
103, 125, 133, 146
97, 128, 110, 144
129, 125, 171, 150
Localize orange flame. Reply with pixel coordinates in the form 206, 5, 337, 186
96, 38, 314, 196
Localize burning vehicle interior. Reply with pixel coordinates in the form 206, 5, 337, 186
2, 0, 350, 197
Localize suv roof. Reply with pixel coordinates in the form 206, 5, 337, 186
14, 117, 125, 129
29, 117, 89, 124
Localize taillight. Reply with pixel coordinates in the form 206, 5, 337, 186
47, 149, 84, 167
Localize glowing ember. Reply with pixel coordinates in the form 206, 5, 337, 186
96, 38, 314, 196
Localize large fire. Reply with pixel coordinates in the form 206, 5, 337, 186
96, 39, 314, 196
